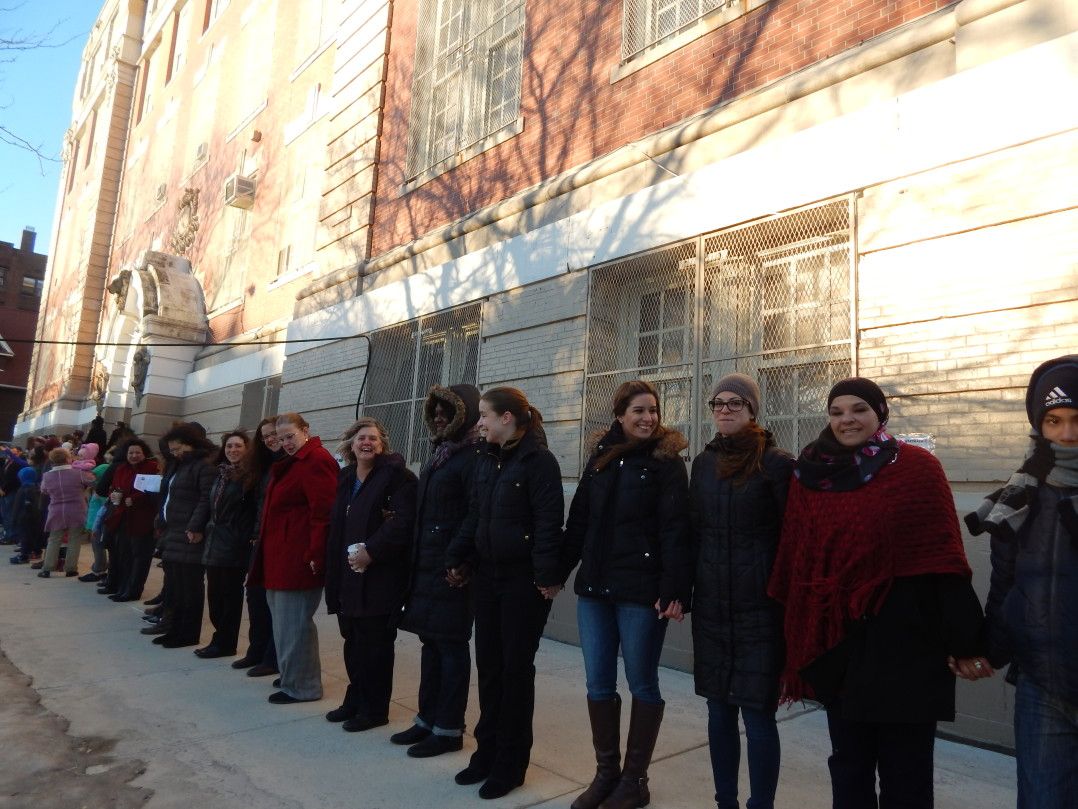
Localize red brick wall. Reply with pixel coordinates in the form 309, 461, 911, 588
371, 0, 956, 256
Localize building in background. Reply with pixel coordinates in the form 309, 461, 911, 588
18, 0, 1078, 748
0, 228, 45, 439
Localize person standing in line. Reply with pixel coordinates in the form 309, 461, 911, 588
249, 412, 338, 704
395, 384, 482, 757
970, 355, 1078, 809
562, 379, 690, 809
233, 417, 283, 677
445, 387, 566, 801
79, 453, 113, 583
104, 439, 161, 601
198, 431, 257, 659
690, 374, 793, 809
154, 425, 216, 648
768, 377, 990, 809
9, 466, 42, 565
324, 418, 417, 730
37, 447, 94, 577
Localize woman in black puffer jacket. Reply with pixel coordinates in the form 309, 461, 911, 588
198, 430, 258, 659
563, 379, 690, 809
394, 384, 481, 757
690, 374, 792, 809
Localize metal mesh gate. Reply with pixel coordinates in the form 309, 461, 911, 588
363, 304, 481, 467
621, 0, 733, 61
585, 198, 854, 458
406, 0, 525, 178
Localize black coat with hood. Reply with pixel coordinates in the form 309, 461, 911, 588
159, 447, 216, 565
445, 426, 565, 586
325, 452, 418, 618
563, 423, 691, 608
202, 465, 259, 568
400, 385, 482, 642
690, 433, 793, 710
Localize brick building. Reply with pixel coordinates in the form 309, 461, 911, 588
0, 229, 45, 439
18, 0, 1078, 747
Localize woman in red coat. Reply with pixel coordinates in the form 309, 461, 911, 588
105, 438, 160, 601
249, 412, 339, 704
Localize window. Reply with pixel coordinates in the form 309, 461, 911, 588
204, 0, 231, 31
363, 304, 481, 467
584, 198, 854, 458
137, 51, 155, 123
21, 276, 44, 297
0, 267, 8, 289
621, 0, 733, 61
405, 0, 525, 179
84, 108, 98, 166
239, 376, 282, 431
66, 139, 81, 194
168, 2, 193, 81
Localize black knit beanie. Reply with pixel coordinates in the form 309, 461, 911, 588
1026, 355, 1078, 431
827, 377, 889, 425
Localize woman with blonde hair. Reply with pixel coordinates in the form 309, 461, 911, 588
323, 417, 417, 731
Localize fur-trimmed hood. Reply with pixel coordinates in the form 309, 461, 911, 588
587, 421, 688, 468
424, 384, 480, 442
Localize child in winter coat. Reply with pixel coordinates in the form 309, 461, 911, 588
9, 467, 43, 564
73, 443, 100, 472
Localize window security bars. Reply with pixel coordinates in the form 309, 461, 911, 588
621, 0, 734, 61
584, 198, 855, 459
363, 304, 482, 467
239, 375, 281, 432
406, 0, 525, 179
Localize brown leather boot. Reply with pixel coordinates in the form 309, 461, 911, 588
598, 698, 664, 809
571, 695, 622, 809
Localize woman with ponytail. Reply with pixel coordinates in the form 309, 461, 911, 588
445, 387, 566, 800
690, 374, 793, 809
563, 379, 690, 809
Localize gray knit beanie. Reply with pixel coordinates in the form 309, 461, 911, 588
710, 373, 761, 418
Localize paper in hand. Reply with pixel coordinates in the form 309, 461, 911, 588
133, 474, 163, 493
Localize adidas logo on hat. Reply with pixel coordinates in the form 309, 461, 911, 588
1045, 386, 1073, 408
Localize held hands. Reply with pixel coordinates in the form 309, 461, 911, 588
348, 545, 372, 573
185, 531, 203, 544
537, 584, 563, 600
655, 599, 685, 622
947, 655, 994, 680
445, 566, 470, 588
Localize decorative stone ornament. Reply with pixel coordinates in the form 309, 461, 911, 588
170, 188, 201, 255
130, 346, 150, 405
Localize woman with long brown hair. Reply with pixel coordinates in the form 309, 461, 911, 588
690, 374, 793, 809
445, 387, 566, 800
563, 379, 690, 809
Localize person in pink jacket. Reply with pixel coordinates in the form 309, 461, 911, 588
38, 447, 95, 577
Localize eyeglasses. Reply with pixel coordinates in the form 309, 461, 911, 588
708, 398, 746, 413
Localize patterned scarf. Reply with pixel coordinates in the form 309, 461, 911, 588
795, 424, 899, 492
429, 426, 480, 471
966, 433, 1078, 542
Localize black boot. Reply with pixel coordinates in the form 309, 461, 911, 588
598, 699, 664, 809
572, 695, 621, 809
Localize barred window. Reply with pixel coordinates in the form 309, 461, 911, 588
585, 199, 854, 458
239, 375, 281, 432
622, 0, 737, 61
406, 0, 525, 179
363, 304, 481, 467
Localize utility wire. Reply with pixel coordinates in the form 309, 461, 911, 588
1, 334, 366, 348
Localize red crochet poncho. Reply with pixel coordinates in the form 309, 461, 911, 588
767, 443, 972, 702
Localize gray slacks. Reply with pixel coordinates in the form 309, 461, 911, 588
266, 587, 323, 701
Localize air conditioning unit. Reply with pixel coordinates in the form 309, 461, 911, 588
195, 141, 208, 162
155, 183, 167, 202
224, 173, 256, 209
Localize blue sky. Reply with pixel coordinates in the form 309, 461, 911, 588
0, 1, 102, 253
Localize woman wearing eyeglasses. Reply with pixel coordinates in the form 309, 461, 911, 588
690, 374, 793, 809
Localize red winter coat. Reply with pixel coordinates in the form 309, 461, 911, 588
106, 458, 161, 537
249, 436, 339, 590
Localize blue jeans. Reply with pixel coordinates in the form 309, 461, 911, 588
707, 699, 780, 809
577, 596, 667, 704
1015, 674, 1078, 809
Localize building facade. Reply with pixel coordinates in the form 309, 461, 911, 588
19, 0, 1078, 747
0, 229, 45, 439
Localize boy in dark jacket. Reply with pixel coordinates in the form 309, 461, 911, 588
9, 466, 43, 564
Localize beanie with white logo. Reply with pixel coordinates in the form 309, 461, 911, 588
1026, 354, 1078, 431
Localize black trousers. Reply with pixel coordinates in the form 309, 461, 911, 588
470, 572, 552, 782
417, 635, 471, 733
826, 709, 937, 809
106, 529, 131, 594
337, 614, 397, 721
205, 565, 246, 653
167, 561, 205, 644
121, 533, 155, 599
244, 584, 278, 667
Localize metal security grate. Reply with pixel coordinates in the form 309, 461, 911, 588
585, 199, 854, 459
406, 0, 526, 178
621, 0, 733, 61
363, 304, 482, 467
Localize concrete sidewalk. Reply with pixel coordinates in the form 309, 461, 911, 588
0, 560, 1016, 809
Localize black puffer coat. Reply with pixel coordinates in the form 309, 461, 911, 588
159, 449, 215, 565
325, 452, 418, 618
690, 437, 793, 710
202, 465, 258, 568
563, 424, 691, 608
445, 428, 564, 585
401, 385, 481, 642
